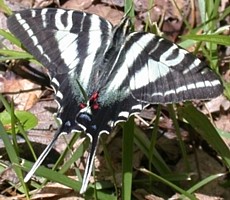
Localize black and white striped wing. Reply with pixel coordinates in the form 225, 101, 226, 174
7, 8, 113, 81
111, 32, 223, 104
7, 8, 114, 130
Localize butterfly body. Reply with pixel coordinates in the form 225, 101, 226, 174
7, 8, 223, 194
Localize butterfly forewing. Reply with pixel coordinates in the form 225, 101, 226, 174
7, 8, 116, 128
7, 8, 113, 79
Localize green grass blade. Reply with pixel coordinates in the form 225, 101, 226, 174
122, 117, 134, 200
187, 173, 226, 193
101, 136, 118, 195
219, 5, 230, 21
139, 168, 197, 199
178, 104, 230, 168
0, 49, 34, 59
0, 121, 29, 198
0, 94, 37, 161
134, 126, 171, 174
197, 0, 206, 23
22, 159, 81, 189
181, 34, 230, 46
149, 105, 161, 166
0, 0, 12, 15
168, 105, 189, 171
0, 29, 22, 47
22, 159, 116, 199
53, 132, 82, 173
124, 0, 134, 18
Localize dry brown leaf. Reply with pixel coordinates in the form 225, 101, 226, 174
203, 95, 229, 114
62, 0, 93, 10
30, 182, 83, 199
4, 77, 42, 110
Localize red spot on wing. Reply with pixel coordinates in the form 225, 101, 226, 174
79, 92, 100, 111
90, 92, 100, 111
80, 103, 86, 108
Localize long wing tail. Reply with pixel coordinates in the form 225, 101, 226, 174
24, 127, 100, 194
24, 131, 61, 182
80, 133, 99, 194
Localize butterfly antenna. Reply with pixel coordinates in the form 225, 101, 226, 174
24, 130, 61, 182
80, 133, 99, 194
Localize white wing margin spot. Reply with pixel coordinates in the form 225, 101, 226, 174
15, 12, 51, 62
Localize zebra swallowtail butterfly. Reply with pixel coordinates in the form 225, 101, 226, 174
7, 8, 223, 193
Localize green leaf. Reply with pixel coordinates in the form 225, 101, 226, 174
0, 110, 38, 133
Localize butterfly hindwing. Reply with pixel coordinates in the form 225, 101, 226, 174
109, 31, 223, 103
